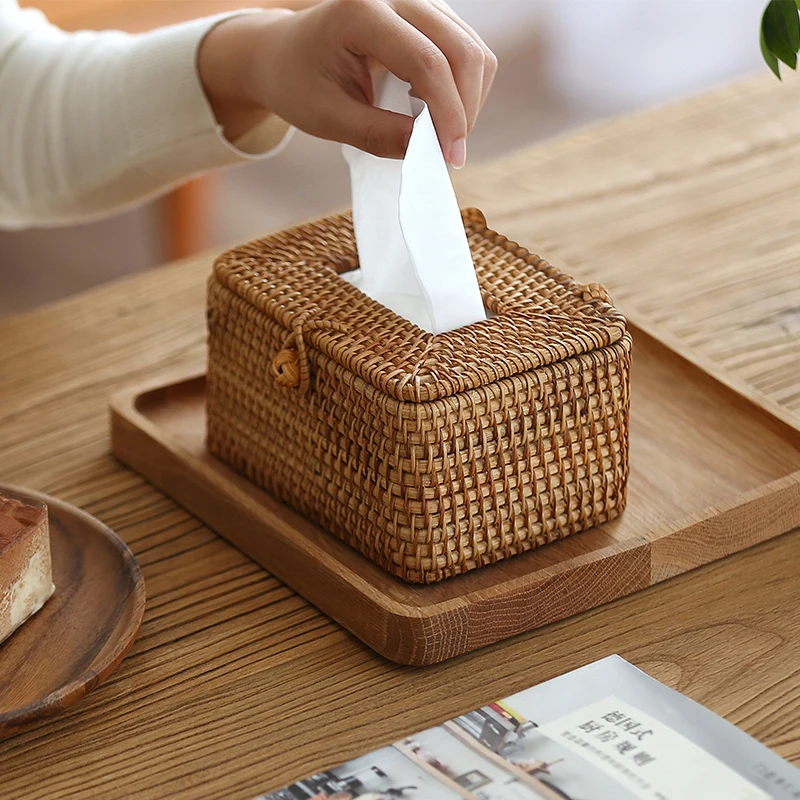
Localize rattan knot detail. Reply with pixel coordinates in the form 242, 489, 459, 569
581, 283, 611, 303
272, 312, 349, 394
271, 348, 301, 388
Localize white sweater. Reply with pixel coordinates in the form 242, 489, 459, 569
0, 0, 292, 229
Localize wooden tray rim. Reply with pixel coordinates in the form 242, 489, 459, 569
0, 484, 146, 736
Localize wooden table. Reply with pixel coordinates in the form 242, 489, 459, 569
1, 73, 799, 799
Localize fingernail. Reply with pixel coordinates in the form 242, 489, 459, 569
450, 137, 467, 169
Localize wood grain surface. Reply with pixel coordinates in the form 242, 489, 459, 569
108, 320, 800, 664
0, 486, 145, 739
0, 74, 799, 798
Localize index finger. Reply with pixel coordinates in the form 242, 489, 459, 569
344, 1, 468, 165
431, 0, 498, 110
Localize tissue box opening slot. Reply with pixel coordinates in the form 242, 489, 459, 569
336, 267, 494, 326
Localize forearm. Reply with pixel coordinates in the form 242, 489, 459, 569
0, 4, 291, 229
198, 12, 285, 142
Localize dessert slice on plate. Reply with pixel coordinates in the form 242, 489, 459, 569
0, 494, 55, 644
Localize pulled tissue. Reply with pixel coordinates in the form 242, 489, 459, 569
341, 73, 486, 335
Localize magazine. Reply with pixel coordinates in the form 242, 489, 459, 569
256, 655, 800, 800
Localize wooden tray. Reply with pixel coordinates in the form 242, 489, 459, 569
0, 485, 145, 738
109, 326, 800, 666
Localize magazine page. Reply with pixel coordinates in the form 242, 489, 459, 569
257, 655, 800, 800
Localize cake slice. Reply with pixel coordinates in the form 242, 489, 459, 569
0, 494, 55, 645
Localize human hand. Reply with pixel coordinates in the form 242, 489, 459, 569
198, 0, 497, 167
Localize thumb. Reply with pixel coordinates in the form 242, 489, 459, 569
324, 93, 413, 159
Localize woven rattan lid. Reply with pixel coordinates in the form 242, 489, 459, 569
212, 209, 627, 403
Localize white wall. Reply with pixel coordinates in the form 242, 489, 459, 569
454, 0, 764, 112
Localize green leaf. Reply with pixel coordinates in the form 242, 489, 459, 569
762, 0, 799, 70
772, 0, 800, 49
762, 27, 783, 77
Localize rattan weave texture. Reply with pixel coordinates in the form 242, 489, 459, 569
207, 209, 631, 582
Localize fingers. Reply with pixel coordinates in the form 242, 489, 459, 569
290, 0, 498, 165
429, 0, 498, 111
345, 0, 468, 166
394, 0, 484, 133
320, 90, 414, 158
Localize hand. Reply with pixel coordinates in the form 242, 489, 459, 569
198, 0, 497, 167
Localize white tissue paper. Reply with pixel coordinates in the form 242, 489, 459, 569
341, 74, 486, 334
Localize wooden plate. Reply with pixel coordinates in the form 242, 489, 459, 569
110, 326, 800, 666
0, 485, 145, 738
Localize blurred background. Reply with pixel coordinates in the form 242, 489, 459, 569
1, 0, 767, 317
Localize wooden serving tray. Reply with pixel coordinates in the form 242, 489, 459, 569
110, 326, 800, 666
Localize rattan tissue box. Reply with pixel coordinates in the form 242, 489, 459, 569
206, 209, 631, 583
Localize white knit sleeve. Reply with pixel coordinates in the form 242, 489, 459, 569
0, 0, 293, 229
